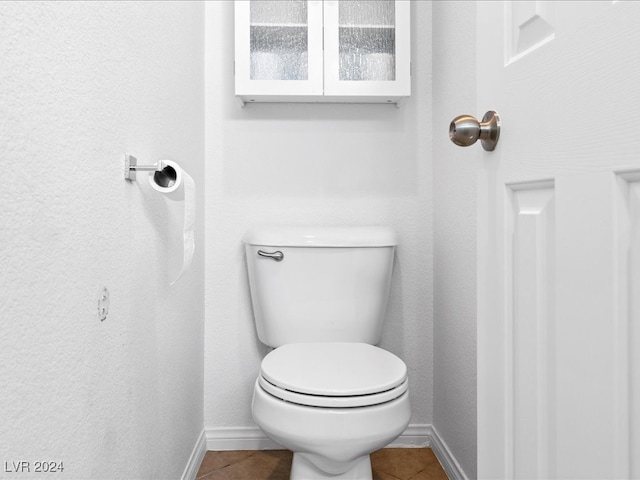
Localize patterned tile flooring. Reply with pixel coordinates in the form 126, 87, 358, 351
196, 448, 448, 480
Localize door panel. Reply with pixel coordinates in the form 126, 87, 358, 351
508, 181, 555, 480
477, 1, 640, 478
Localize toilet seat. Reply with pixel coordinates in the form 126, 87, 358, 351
258, 375, 408, 408
258, 342, 408, 408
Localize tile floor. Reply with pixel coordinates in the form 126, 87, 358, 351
196, 448, 449, 480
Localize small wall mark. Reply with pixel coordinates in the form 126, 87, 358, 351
97, 287, 110, 322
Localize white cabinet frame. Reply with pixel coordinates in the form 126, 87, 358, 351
234, 0, 411, 105
234, 0, 324, 102
323, 0, 411, 99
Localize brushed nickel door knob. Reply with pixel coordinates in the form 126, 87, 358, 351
449, 111, 500, 151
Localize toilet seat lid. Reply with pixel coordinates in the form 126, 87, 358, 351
258, 375, 408, 408
259, 343, 407, 397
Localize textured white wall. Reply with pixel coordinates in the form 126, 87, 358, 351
0, 2, 204, 479
204, 1, 433, 434
432, 2, 478, 479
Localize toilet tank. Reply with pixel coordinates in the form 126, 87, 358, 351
243, 226, 397, 348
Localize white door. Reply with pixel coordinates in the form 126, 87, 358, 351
323, 0, 411, 98
476, 1, 640, 479
234, 0, 324, 99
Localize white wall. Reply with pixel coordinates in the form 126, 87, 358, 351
0, 1, 477, 475
432, 2, 478, 479
0, 2, 204, 479
204, 1, 433, 439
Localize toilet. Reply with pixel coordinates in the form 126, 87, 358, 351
244, 226, 411, 480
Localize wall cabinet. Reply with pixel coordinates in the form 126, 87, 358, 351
234, 0, 411, 106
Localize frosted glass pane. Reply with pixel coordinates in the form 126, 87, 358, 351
250, 0, 307, 25
250, 1, 308, 81
339, 0, 395, 26
338, 1, 395, 81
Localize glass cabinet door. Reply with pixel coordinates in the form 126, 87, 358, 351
323, 0, 410, 98
235, 0, 323, 100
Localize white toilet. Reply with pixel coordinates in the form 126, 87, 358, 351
244, 226, 411, 480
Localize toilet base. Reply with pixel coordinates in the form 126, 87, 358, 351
290, 452, 372, 480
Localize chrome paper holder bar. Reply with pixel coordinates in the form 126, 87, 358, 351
124, 154, 162, 181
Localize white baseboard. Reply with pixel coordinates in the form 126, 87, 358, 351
204, 423, 468, 479
205, 423, 431, 451
429, 425, 469, 480
206, 426, 282, 451
181, 429, 207, 480
390, 423, 431, 447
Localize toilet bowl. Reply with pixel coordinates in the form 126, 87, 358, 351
251, 342, 411, 480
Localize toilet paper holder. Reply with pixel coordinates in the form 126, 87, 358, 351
123, 155, 194, 284
124, 154, 178, 188
124, 154, 162, 181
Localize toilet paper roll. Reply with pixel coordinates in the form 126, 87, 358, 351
149, 160, 195, 285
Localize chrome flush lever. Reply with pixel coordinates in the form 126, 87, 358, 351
258, 250, 284, 262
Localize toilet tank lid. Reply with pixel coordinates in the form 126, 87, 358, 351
243, 226, 398, 247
